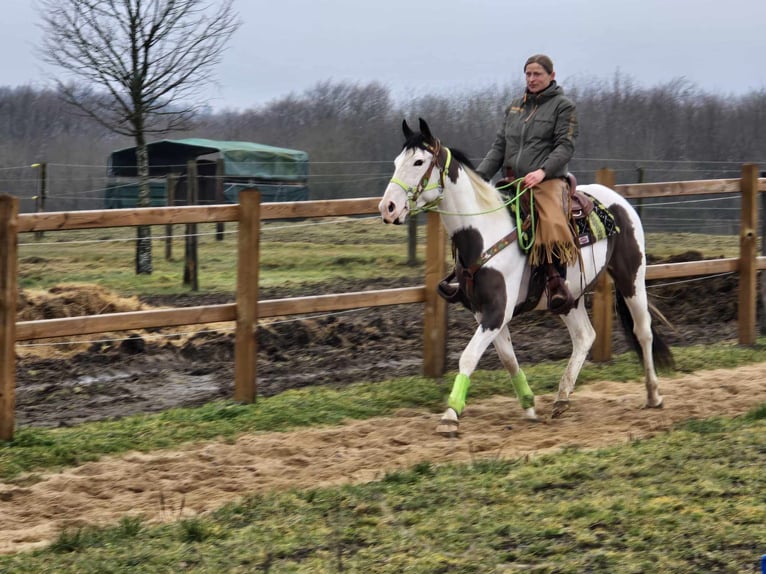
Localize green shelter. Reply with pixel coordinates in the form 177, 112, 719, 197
105, 138, 309, 207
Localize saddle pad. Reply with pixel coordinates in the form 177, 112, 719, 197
575, 196, 620, 247
509, 193, 620, 253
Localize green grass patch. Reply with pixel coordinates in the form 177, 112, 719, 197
0, 414, 763, 572
18, 220, 426, 296
18, 225, 742, 297
3, 339, 766, 482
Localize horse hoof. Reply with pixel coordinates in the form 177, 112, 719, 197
523, 408, 540, 422
436, 418, 459, 437
645, 397, 664, 409
551, 400, 570, 418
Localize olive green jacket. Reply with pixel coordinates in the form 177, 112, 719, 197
476, 81, 578, 181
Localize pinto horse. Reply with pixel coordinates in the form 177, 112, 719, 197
379, 118, 672, 436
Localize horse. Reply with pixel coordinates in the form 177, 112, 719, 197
378, 118, 673, 436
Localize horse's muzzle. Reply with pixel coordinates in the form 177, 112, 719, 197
379, 199, 406, 224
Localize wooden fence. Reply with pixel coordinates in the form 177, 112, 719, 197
1, 166, 764, 440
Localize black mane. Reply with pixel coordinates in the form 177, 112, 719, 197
402, 132, 477, 171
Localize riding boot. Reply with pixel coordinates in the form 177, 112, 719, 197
545, 262, 574, 314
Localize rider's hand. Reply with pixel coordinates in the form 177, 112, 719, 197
523, 168, 546, 188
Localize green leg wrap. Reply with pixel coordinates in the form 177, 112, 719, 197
447, 373, 471, 415
511, 369, 535, 410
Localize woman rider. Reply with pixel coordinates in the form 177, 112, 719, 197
476, 54, 579, 314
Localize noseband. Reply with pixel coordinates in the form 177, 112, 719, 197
389, 140, 453, 215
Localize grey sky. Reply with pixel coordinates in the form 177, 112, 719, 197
4, 0, 765, 111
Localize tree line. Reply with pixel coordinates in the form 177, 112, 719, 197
0, 76, 764, 213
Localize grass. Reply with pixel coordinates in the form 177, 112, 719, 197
5, 223, 764, 570
3, 338, 766, 483
17, 218, 426, 296
0, 408, 763, 572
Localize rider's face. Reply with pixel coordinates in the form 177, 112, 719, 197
525, 63, 554, 94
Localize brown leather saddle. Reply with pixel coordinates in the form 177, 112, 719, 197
566, 173, 595, 223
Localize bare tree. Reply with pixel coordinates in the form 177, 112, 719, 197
38, 0, 239, 274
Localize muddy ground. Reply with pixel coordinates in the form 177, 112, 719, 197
14, 251, 747, 428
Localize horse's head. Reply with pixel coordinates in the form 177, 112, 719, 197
379, 118, 447, 224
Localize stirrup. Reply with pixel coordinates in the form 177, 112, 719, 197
546, 275, 574, 314
437, 270, 462, 303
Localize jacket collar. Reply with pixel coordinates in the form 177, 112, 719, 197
524, 81, 562, 104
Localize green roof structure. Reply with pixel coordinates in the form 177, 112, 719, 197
107, 138, 309, 181
105, 138, 310, 208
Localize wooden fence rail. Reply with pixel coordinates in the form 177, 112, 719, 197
1, 167, 765, 440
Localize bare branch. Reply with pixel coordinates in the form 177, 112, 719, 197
38, 0, 240, 137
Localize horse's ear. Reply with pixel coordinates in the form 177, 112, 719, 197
402, 119, 414, 140
418, 118, 434, 145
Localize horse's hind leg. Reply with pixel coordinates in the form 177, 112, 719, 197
553, 303, 596, 418
618, 288, 663, 408
492, 325, 538, 421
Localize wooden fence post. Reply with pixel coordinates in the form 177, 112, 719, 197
407, 213, 418, 266
34, 162, 46, 240
0, 195, 19, 441
760, 169, 766, 335
423, 211, 447, 377
738, 163, 758, 345
591, 168, 615, 362
183, 161, 199, 290
165, 173, 177, 260
234, 189, 261, 402
215, 158, 225, 241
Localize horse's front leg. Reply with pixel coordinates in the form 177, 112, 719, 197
437, 323, 502, 437
552, 303, 596, 418
492, 325, 538, 421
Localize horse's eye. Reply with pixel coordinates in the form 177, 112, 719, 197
414, 160, 424, 166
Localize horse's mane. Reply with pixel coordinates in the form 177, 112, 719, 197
403, 135, 504, 211
450, 147, 505, 211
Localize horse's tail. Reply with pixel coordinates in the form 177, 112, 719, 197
614, 291, 675, 370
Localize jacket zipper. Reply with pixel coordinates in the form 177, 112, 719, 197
514, 102, 539, 173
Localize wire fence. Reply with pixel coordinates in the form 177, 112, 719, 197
3, 156, 763, 207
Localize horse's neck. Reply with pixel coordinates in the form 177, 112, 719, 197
440, 180, 514, 244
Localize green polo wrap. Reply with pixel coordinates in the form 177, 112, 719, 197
447, 373, 471, 414
511, 369, 534, 409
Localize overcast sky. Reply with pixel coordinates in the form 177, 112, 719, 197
4, 0, 765, 111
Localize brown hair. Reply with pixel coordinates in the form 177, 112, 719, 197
524, 54, 554, 74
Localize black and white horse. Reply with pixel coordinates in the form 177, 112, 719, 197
379, 119, 672, 436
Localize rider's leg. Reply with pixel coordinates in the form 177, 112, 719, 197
546, 257, 574, 314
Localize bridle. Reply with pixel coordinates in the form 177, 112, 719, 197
388, 139, 453, 216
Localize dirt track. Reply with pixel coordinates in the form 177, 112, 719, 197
3, 363, 765, 555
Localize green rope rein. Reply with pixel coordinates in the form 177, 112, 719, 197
413, 176, 536, 251
501, 178, 535, 253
